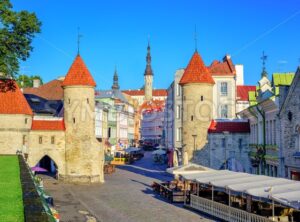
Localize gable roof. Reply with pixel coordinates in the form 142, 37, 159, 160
279, 67, 300, 115
236, 85, 256, 101
62, 55, 96, 87
272, 72, 295, 96
208, 120, 250, 134
122, 89, 167, 97
272, 72, 295, 86
24, 79, 63, 100
31, 119, 65, 131
208, 55, 236, 76
179, 51, 215, 85
0, 79, 33, 115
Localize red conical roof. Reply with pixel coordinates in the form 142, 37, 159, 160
0, 79, 33, 115
179, 51, 215, 85
62, 55, 96, 87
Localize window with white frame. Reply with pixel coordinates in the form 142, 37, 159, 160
176, 84, 181, 96
176, 128, 182, 142
220, 105, 228, 118
176, 105, 180, 119
220, 82, 228, 96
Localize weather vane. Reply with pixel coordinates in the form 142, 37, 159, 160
77, 27, 83, 55
261, 51, 267, 70
261, 51, 268, 77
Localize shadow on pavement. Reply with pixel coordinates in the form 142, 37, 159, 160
117, 164, 173, 181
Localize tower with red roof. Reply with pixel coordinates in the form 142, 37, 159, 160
61, 54, 104, 183
179, 51, 215, 164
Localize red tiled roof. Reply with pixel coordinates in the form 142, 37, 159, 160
179, 51, 215, 85
237, 85, 256, 101
208, 120, 250, 133
122, 89, 167, 97
139, 100, 165, 113
0, 79, 33, 115
24, 79, 63, 100
31, 120, 65, 131
62, 55, 96, 87
209, 55, 236, 76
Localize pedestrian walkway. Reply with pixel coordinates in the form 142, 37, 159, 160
43, 151, 216, 222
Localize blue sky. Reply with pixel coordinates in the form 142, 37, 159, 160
12, 0, 300, 90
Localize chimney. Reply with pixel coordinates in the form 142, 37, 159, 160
33, 79, 41, 88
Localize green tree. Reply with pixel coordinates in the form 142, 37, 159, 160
16, 74, 43, 88
0, 0, 41, 78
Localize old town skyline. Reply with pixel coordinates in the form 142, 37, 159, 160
13, 0, 300, 90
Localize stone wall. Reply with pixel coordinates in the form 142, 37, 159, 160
27, 130, 66, 176
182, 83, 214, 163
0, 114, 32, 154
63, 86, 104, 183
279, 73, 300, 178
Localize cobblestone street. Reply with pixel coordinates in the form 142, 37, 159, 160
43, 151, 216, 222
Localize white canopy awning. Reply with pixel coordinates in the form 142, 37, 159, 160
167, 163, 213, 176
210, 173, 259, 187
180, 169, 300, 209
246, 182, 300, 199
271, 190, 300, 210
227, 178, 289, 193
182, 170, 224, 181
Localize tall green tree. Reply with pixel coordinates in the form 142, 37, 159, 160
0, 0, 41, 78
16, 74, 43, 88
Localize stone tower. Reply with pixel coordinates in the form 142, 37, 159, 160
144, 42, 153, 101
61, 55, 104, 183
179, 51, 215, 164
112, 67, 120, 90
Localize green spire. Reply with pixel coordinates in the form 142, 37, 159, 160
261, 51, 268, 78
112, 66, 120, 90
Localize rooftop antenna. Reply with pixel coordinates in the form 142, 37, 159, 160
194, 25, 198, 52
77, 27, 83, 55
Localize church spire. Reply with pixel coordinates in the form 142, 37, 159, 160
112, 66, 120, 90
144, 40, 153, 76
261, 51, 268, 78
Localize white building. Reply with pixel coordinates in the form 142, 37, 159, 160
140, 101, 165, 144
165, 54, 255, 154
238, 71, 295, 177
